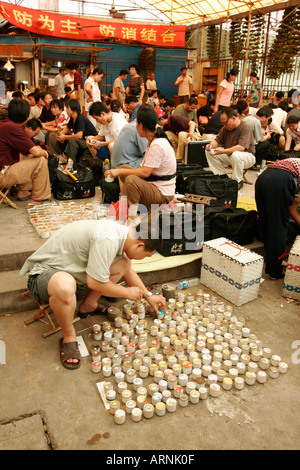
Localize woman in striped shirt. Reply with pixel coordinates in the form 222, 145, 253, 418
255, 158, 300, 279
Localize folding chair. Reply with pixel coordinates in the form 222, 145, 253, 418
22, 290, 80, 338
0, 186, 17, 209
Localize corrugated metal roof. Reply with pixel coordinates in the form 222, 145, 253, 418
141, 0, 290, 24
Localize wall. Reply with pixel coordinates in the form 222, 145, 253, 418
34, 39, 190, 99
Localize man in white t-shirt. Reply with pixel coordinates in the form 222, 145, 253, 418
175, 66, 193, 104
146, 72, 157, 91
86, 101, 127, 157
20, 219, 165, 370
84, 67, 105, 126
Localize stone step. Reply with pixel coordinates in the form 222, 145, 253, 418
0, 240, 265, 315
0, 259, 202, 315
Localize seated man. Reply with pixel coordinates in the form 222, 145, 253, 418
20, 218, 165, 370
24, 117, 43, 142
235, 101, 270, 167
156, 108, 197, 160
197, 99, 215, 122
205, 107, 256, 190
29, 91, 45, 119
0, 98, 51, 203
49, 99, 97, 167
164, 100, 176, 115
86, 101, 127, 159
100, 120, 147, 203
125, 95, 141, 122
256, 106, 285, 150
173, 97, 198, 126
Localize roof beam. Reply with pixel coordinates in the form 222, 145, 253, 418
187, 0, 300, 29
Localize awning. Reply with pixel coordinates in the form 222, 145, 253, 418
141, 0, 293, 24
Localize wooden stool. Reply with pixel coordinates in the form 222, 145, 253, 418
22, 290, 80, 338
0, 187, 17, 209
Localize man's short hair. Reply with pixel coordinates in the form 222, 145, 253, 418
181, 66, 187, 71
221, 107, 238, 119
89, 101, 109, 116
8, 98, 30, 123
187, 97, 198, 106
25, 117, 42, 130
287, 114, 300, 125
111, 100, 121, 112
236, 100, 248, 114
65, 99, 81, 113
256, 106, 273, 118
119, 69, 128, 76
165, 99, 176, 108
59, 66, 67, 73
125, 95, 138, 104
12, 91, 23, 99
278, 101, 289, 111
50, 98, 64, 110
92, 67, 105, 76
275, 91, 284, 99
35, 91, 46, 103
134, 219, 163, 254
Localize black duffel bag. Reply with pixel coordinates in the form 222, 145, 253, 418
191, 177, 238, 208
157, 206, 204, 257
209, 207, 258, 245
176, 165, 214, 194
52, 168, 95, 200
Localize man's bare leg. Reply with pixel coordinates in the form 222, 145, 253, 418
78, 256, 131, 314
47, 271, 78, 364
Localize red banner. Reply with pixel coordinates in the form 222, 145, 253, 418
0, 1, 186, 47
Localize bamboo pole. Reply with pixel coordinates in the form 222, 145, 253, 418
240, 4, 253, 95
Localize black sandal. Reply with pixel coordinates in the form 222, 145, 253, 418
59, 338, 81, 370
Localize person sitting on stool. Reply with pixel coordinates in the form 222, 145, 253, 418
205, 107, 256, 190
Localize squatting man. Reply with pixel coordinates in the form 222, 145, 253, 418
20, 218, 165, 370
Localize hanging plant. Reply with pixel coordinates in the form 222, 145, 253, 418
247, 14, 266, 71
229, 20, 246, 66
206, 25, 219, 59
266, 7, 300, 79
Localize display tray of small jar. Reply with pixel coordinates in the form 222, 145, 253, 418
87, 291, 288, 425
27, 200, 97, 238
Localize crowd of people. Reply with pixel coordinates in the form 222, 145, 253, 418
0, 66, 300, 365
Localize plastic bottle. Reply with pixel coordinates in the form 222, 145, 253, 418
177, 278, 199, 290
66, 158, 73, 172
103, 159, 110, 171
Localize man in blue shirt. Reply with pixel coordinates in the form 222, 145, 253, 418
125, 95, 141, 122
49, 99, 97, 168
101, 121, 147, 203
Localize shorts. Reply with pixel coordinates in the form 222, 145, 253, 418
96, 146, 110, 159
27, 268, 63, 303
